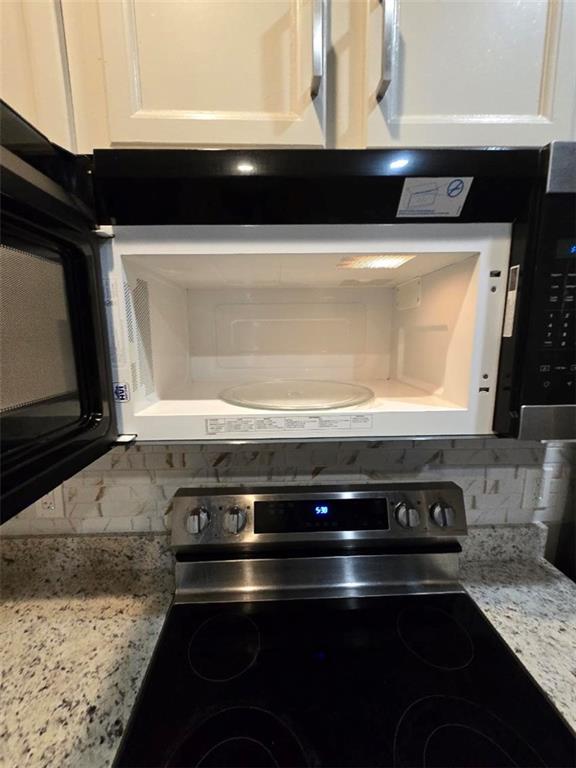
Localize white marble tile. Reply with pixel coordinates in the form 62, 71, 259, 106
3, 439, 573, 537
472, 493, 523, 510
0, 517, 75, 535
506, 507, 535, 524
96, 502, 150, 518
97, 470, 155, 486
485, 469, 525, 495
127, 516, 152, 532
67, 503, 102, 520
64, 486, 100, 504
64, 472, 104, 486
466, 507, 514, 525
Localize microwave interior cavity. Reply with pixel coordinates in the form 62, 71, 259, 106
103, 223, 511, 440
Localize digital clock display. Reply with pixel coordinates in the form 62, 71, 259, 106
254, 498, 389, 533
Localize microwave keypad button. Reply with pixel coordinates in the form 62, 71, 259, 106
558, 377, 575, 400
540, 307, 574, 349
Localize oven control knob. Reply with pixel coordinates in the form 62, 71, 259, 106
430, 502, 456, 528
394, 502, 420, 529
186, 506, 210, 535
225, 506, 247, 534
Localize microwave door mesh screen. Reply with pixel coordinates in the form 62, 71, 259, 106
0, 245, 79, 413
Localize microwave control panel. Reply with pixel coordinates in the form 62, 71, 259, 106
538, 255, 575, 398
524, 195, 576, 406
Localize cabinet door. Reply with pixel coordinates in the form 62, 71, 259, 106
90, 0, 326, 147
0, 0, 75, 150
365, 0, 576, 147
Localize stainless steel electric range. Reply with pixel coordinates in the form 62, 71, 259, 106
114, 483, 575, 768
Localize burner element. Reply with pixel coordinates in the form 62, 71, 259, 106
196, 738, 276, 767
188, 614, 260, 682
167, 707, 308, 768
393, 696, 545, 768
397, 607, 474, 670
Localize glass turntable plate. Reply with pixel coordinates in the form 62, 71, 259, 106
219, 380, 374, 411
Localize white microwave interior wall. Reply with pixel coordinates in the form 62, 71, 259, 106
121, 251, 477, 414
103, 224, 511, 437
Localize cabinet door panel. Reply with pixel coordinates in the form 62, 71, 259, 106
0, 0, 75, 150
98, 0, 326, 146
366, 0, 576, 146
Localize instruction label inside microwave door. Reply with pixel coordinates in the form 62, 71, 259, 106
397, 177, 473, 217
205, 414, 373, 436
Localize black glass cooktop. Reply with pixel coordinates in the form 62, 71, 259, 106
114, 592, 575, 768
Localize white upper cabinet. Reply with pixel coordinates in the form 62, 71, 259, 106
2, 0, 574, 150
65, 0, 326, 149
0, 0, 75, 151
364, 0, 576, 147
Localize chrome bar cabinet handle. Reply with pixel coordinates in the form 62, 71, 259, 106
376, 0, 398, 102
311, 0, 326, 99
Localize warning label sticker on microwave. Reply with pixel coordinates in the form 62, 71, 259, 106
397, 177, 473, 217
205, 414, 373, 436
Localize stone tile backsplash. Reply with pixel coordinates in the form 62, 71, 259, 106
2, 439, 573, 536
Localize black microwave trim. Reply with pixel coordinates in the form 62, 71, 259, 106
90, 147, 543, 226
492, 149, 549, 436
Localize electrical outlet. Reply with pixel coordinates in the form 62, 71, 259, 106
35, 487, 65, 518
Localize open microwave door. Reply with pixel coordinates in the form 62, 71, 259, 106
0, 101, 118, 523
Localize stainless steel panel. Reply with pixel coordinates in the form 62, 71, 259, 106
171, 483, 466, 551
174, 552, 462, 604
518, 405, 576, 441
546, 142, 576, 194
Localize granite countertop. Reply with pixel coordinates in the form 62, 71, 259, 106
1, 525, 575, 768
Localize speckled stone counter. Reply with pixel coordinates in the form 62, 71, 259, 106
1, 525, 575, 768
0, 536, 173, 768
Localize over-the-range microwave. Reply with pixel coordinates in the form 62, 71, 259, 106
1, 100, 575, 522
